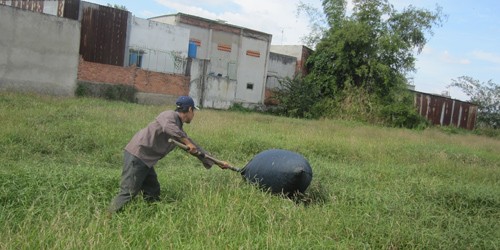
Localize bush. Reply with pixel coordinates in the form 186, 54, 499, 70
318, 85, 379, 123
380, 103, 429, 129
271, 76, 320, 118
377, 88, 429, 129
75, 82, 91, 97
270, 77, 428, 129
473, 127, 500, 138
76, 81, 137, 103
103, 84, 136, 102
228, 103, 253, 113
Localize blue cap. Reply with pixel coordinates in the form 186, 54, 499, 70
176, 96, 199, 110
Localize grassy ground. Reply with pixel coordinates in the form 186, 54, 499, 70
1, 92, 499, 249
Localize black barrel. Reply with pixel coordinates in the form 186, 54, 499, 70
241, 149, 313, 195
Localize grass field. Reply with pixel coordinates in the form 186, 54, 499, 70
1, 92, 499, 249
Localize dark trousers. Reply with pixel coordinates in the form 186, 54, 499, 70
108, 151, 160, 213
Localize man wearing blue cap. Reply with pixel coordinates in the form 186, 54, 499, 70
108, 96, 227, 213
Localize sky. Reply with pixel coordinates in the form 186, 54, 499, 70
85, 0, 500, 102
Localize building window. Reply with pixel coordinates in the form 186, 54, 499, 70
246, 83, 254, 90
129, 49, 144, 67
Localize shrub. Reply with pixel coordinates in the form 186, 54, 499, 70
228, 103, 253, 113
103, 84, 136, 102
75, 82, 91, 97
271, 76, 320, 119
376, 88, 429, 129
75, 81, 137, 103
380, 102, 429, 129
270, 77, 428, 129
318, 85, 379, 123
473, 127, 500, 138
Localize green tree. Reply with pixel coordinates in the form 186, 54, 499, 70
449, 76, 499, 129
286, 0, 444, 127
296, 2, 328, 49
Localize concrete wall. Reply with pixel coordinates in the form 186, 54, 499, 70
207, 30, 239, 77
151, 15, 221, 61
184, 25, 211, 60
264, 52, 297, 105
266, 52, 296, 89
270, 45, 304, 59
271, 45, 312, 75
127, 16, 190, 74
0, 5, 81, 96
235, 36, 269, 104
189, 59, 237, 109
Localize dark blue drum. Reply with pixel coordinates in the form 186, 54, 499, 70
241, 149, 313, 196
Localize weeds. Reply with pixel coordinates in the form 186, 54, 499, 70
0, 92, 499, 249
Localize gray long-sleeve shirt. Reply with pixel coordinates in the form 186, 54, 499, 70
124, 110, 213, 168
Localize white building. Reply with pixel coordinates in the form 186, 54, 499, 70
150, 13, 272, 109
127, 16, 190, 75
270, 45, 313, 76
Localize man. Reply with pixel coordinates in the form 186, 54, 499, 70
108, 96, 227, 213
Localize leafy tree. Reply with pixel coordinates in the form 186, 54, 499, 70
284, 0, 444, 128
449, 76, 500, 129
296, 2, 328, 49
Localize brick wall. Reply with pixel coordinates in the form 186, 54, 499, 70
78, 57, 190, 96
264, 88, 279, 105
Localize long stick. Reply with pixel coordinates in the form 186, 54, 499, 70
168, 138, 241, 172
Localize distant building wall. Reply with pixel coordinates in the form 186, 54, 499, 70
188, 59, 237, 109
0, 5, 80, 96
270, 45, 312, 75
151, 13, 272, 108
237, 35, 270, 105
267, 52, 296, 89
265, 52, 296, 105
127, 16, 190, 74
413, 91, 478, 130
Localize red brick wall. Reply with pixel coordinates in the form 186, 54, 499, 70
264, 88, 278, 105
78, 58, 190, 96
134, 69, 189, 96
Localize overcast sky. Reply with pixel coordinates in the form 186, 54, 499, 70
85, 0, 500, 101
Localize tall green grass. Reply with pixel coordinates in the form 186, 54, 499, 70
1, 92, 499, 249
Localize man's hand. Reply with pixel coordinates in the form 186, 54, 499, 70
186, 142, 198, 155
219, 161, 230, 169
180, 138, 198, 155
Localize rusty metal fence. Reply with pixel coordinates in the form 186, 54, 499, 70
413, 91, 478, 130
80, 4, 128, 66
0, 0, 79, 19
